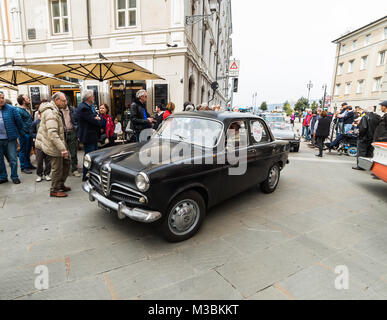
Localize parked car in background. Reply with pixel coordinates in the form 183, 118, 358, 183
83, 112, 290, 242
268, 122, 301, 152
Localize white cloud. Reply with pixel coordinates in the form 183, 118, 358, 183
231, 0, 387, 107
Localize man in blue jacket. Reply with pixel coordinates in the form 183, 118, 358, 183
0, 92, 25, 184
76, 89, 105, 181
16, 94, 35, 174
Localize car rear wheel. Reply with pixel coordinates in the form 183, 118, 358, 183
160, 190, 206, 242
260, 163, 281, 194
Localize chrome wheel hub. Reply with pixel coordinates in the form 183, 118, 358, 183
169, 200, 199, 235
268, 167, 279, 189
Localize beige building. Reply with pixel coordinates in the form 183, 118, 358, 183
331, 15, 387, 113
0, 0, 233, 117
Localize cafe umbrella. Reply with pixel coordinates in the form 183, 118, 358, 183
0, 66, 78, 86
20, 60, 164, 82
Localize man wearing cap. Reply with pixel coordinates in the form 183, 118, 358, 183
373, 101, 387, 143
353, 106, 381, 171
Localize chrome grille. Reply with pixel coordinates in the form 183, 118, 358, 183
110, 184, 147, 206
89, 172, 101, 189
100, 165, 111, 196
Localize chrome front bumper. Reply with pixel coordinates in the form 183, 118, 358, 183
83, 181, 161, 223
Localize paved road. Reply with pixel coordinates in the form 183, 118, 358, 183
1, 138, 387, 300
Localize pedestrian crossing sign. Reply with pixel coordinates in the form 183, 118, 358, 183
229, 60, 240, 77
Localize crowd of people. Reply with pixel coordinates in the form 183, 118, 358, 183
296, 101, 387, 167
0, 88, 227, 197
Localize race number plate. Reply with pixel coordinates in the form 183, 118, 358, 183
98, 202, 111, 213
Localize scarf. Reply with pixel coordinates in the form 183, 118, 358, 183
102, 114, 115, 139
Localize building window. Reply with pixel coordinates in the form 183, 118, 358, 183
352, 40, 357, 50
116, 0, 137, 28
384, 27, 387, 40
357, 80, 364, 94
345, 82, 351, 95
348, 60, 354, 73
335, 84, 341, 96
338, 63, 343, 75
51, 0, 69, 34
340, 44, 346, 54
360, 56, 368, 70
373, 77, 382, 92
365, 34, 371, 46
378, 51, 386, 66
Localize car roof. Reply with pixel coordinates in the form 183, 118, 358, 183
171, 111, 263, 122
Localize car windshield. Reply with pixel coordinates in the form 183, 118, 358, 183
263, 115, 285, 123
155, 117, 223, 148
269, 122, 292, 131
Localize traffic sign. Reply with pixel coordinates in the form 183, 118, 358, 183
229, 60, 240, 77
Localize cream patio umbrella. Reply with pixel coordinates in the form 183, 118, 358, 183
21, 60, 164, 82
0, 66, 79, 86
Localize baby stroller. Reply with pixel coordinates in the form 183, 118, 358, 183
337, 133, 358, 157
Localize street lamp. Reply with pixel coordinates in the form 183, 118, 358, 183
322, 84, 327, 110
307, 81, 313, 105
185, 0, 217, 25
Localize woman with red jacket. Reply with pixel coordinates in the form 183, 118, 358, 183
99, 104, 115, 147
163, 102, 175, 120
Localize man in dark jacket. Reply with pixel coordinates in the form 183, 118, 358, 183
373, 101, 387, 143
76, 90, 105, 181
16, 94, 35, 174
154, 105, 165, 131
0, 92, 25, 184
353, 106, 381, 170
314, 111, 332, 157
63, 104, 79, 177
130, 89, 154, 142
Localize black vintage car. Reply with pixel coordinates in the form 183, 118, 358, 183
83, 112, 290, 242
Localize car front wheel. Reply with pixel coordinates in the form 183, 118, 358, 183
260, 163, 281, 194
160, 190, 206, 242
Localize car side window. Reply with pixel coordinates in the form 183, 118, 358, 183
226, 121, 248, 148
250, 120, 271, 144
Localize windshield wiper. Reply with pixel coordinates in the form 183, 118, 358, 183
173, 134, 187, 141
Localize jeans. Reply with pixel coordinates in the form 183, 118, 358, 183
305, 126, 311, 141
330, 134, 344, 148
344, 124, 352, 134
0, 139, 18, 180
19, 134, 33, 170
302, 126, 306, 137
83, 143, 98, 181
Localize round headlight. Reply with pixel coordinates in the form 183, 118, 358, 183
135, 172, 150, 192
84, 154, 92, 169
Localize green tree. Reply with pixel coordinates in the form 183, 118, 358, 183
283, 101, 293, 116
294, 97, 309, 113
311, 101, 318, 111
260, 101, 268, 111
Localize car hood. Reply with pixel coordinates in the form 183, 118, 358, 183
271, 129, 296, 140
90, 139, 206, 173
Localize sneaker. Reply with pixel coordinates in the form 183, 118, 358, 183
12, 179, 21, 184
36, 176, 43, 183
72, 171, 81, 177
44, 175, 52, 181
21, 169, 32, 175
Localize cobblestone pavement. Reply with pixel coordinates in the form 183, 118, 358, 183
1, 137, 387, 300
